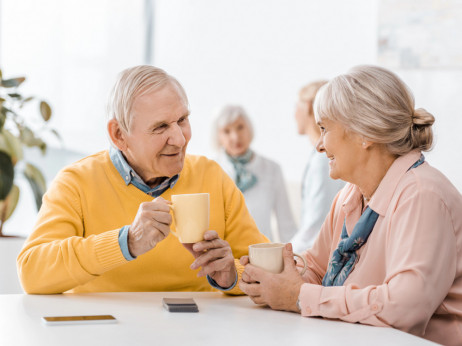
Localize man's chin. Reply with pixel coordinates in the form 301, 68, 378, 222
162, 160, 185, 177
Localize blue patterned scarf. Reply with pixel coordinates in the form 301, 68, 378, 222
322, 154, 425, 286
226, 150, 257, 192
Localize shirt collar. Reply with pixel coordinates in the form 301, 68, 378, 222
341, 150, 423, 217
109, 146, 179, 197
367, 150, 423, 216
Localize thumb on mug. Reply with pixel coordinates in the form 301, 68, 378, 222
283, 243, 296, 270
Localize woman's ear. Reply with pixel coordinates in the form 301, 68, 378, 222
361, 138, 373, 149
107, 119, 127, 151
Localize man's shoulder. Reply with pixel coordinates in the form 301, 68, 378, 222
185, 154, 221, 170
57, 150, 111, 181
63, 150, 109, 170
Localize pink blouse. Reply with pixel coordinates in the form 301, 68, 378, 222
298, 150, 462, 345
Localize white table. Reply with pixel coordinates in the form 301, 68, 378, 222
0, 292, 435, 346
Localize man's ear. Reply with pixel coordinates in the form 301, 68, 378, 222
107, 119, 127, 151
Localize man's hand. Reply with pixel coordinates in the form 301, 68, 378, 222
128, 197, 172, 257
239, 243, 305, 312
184, 230, 237, 289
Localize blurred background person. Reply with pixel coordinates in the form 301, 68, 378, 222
213, 105, 296, 242
290, 81, 345, 253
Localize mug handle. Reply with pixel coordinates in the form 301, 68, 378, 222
168, 205, 179, 239
293, 253, 307, 275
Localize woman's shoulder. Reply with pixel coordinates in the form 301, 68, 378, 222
399, 162, 462, 208
251, 153, 282, 171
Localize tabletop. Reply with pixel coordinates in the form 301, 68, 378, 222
0, 292, 435, 346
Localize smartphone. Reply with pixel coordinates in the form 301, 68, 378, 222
42, 315, 117, 326
162, 298, 199, 312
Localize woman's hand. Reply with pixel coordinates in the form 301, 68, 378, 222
239, 243, 305, 312
184, 230, 237, 289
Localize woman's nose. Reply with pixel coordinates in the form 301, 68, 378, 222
229, 131, 239, 142
315, 136, 325, 153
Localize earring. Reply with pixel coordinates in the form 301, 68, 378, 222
362, 142, 366, 147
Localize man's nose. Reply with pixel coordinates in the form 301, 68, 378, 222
167, 123, 186, 147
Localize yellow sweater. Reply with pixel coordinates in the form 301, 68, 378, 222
17, 151, 268, 294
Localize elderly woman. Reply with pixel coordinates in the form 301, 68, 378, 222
239, 65, 462, 345
213, 105, 297, 242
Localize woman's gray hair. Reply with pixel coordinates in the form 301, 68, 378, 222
314, 65, 435, 156
212, 105, 254, 149
107, 65, 188, 133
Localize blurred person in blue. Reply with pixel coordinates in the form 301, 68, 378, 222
290, 81, 345, 253
213, 105, 297, 243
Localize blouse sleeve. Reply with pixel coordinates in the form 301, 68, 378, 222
298, 185, 457, 336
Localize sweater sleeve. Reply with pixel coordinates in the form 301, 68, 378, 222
298, 187, 457, 336
17, 170, 128, 294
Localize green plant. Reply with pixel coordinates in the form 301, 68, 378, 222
0, 68, 58, 236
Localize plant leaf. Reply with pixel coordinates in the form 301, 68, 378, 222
18, 127, 47, 153
0, 111, 5, 131
2, 184, 20, 221
20, 96, 34, 108
23, 163, 46, 210
1, 77, 26, 88
50, 128, 63, 143
0, 129, 23, 164
0, 151, 14, 200
40, 101, 52, 121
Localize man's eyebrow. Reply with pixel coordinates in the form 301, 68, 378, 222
150, 120, 168, 129
150, 112, 190, 129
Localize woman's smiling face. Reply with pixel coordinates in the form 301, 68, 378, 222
315, 118, 364, 182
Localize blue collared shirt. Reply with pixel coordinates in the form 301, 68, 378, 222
109, 147, 237, 291
110, 146, 179, 197
110, 147, 178, 261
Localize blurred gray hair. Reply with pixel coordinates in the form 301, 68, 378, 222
212, 105, 254, 150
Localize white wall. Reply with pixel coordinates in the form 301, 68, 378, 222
0, 0, 146, 154
152, 0, 462, 192
0, 0, 146, 235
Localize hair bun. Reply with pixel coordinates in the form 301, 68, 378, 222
412, 108, 435, 126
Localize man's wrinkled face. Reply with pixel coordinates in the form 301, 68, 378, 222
120, 85, 191, 185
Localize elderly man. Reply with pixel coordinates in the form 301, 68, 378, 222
17, 65, 267, 294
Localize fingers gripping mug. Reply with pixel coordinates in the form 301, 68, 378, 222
249, 243, 307, 274
169, 193, 210, 243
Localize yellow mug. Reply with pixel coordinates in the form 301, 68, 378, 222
169, 193, 210, 243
